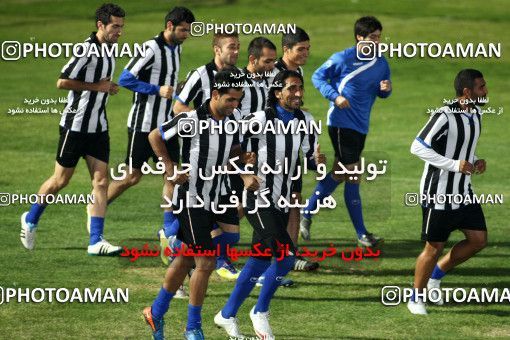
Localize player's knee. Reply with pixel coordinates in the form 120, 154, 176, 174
53, 175, 70, 189
127, 172, 142, 186
180, 255, 195, 269
331, 172, 343, 182
423, 242, 444, 258
92, 176, 109, 191
469, 234, 487, 251
195, 257, 216, 272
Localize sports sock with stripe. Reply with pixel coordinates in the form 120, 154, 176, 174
254, 256, 295, 313
221, 257, 270, 318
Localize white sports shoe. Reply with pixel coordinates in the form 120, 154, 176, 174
87, 239, 122, 256
174, 285, 189, 299
214, 311, 244, 338
20, 212, 36, 250
407, 299, 428, 315
250, 306, 274, 340
427, 278, 444, 305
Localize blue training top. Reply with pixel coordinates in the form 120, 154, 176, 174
312, 46, 391, 134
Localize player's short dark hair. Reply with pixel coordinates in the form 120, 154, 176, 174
282, 27, 309, 49
213, 32, 239, 47
248, 37, 277, 59
354, 16, 382, 41
95, 3, 125, 26
267, 70, 303, 108
165, 7, 195, 27
213, 67, 245, 95
454, 69, 484, 96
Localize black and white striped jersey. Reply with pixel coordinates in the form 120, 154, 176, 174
411, 103, 482, 210
125, 32, 181, 132
59, 32, 115, 133
175, 60, 218, 109
267, 57, 304, 86
242, 107, 318, 212
159, 100, 240, 211
237, 68, 269, 117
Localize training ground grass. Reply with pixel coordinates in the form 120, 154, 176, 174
0, 0, 509, 339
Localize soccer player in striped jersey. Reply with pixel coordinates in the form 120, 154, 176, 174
237, 37, 277, 117
142, 69, 248, 340
173, 32, 240, 113
172, 32, 243, 280
230, 36, 276, 221
265, 27, 318, 274
301, 16, 391, 247
267, 26, 309, 84
214, 70, 325, 339
105, 7, 194, 272
19, 3, 125, 256
407, 69, 488, 315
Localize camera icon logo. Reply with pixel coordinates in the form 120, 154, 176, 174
404, 193, 419, 207
178, 118, 198, 138
381, 286, 401, 306
2, 41, 21, 61
356, 41, 377, 61
0, 193, 11, 206
190, 22, 205, 37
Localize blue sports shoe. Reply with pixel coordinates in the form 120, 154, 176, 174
142, 306, 164, 340
184, 328, 205, 340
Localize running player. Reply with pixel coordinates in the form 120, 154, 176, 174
214, 70, 325, 339
171, 32, 243, 279
142, 69, 247, 339
407, 69, 488, 315
20, 3, 125, 256
300, 16, 391, 247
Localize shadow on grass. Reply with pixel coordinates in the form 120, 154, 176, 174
275, 334, 388, 339
316, 266, 510, 277
446, 309, 510, 317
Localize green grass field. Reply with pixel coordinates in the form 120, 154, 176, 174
1, 0, 509, 339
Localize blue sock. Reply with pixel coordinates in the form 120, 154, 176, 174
213, 232, 240, 268
26, 203, 47, 226
89, 216, 104, 245
222, 257, 271, 318
163, 212, 179, 237
151, 287, 175, 320
431, 265, 446, 280
344, 183, 367, 238
254, 256, 295, 313
186, 304, 202, 331
303, 173, 341, 219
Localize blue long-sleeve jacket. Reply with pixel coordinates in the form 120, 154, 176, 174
312, 46, 391, 134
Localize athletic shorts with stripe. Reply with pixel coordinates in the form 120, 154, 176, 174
328, 126, 366, 165
125, 128, 180, 169
176, 203, 239, 251
421, 203, 486, 242
244, 207, 296, 261
56, 126, 109, 168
